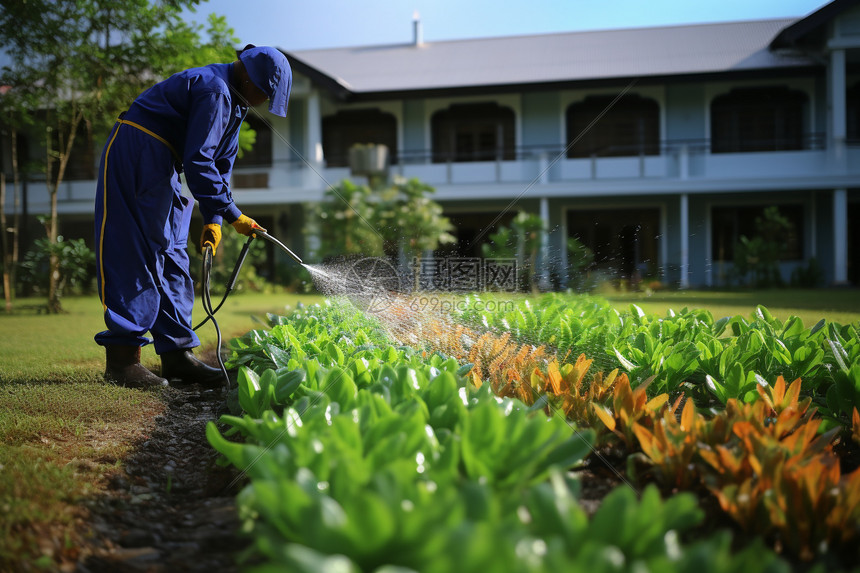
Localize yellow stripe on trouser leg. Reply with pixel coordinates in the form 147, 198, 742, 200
98, 124, 123, 312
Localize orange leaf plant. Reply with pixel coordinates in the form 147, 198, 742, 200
635, 376, 860, 560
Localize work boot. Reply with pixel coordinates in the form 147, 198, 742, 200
160, 349, 225, 387
104, 345, 169, 389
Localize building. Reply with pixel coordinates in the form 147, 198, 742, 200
5, 0, 860, 288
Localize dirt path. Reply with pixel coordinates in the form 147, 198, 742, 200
79, 385, 248, 573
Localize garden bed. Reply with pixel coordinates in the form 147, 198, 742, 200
204, 294, 860, 572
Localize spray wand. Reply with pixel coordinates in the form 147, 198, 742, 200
195, 231, 303, 390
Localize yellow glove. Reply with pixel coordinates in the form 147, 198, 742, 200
200, 223, 221, 255
231, 214, 266, 237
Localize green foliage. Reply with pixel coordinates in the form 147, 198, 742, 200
310, 178, 454, 263
211, 300, 792, 572
312, 180, 385, 258
481, 211, 546, 292
455, 293, 859, 421
790, 257, 824, 288
18, 236, 95, 296
376, 177, 455, 261
825, 323, 860, 420
0, 0, 205, 138
566, 236, 595, 292
731, 206, 793, 288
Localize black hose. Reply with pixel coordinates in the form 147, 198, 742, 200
193, 235, 255, 332
194, 232, 300, 392
201, 244, 230, 391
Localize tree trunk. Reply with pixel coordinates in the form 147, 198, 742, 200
11, 129, 21, 306
1, 173, 9, 313
45, 111, 82, 314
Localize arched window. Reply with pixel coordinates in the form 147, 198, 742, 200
322, 108, 397, 167
566, 94, 659, 158
710, 87, 808, 153
431, 102, 515, 163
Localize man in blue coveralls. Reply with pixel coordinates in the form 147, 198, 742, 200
94, 45, 291, 389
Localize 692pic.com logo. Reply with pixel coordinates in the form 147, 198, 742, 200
343, 257, 402, 313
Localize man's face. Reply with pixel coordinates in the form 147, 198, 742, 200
243, 80, 268, 108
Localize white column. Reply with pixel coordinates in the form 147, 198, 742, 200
678, 144, 689, 180
829, 49, 847, 171
809, 191, 817, 259
833, 188, 848, 284
660, 206, 668, 283
539, 197, 551, 290
680, 193, 689, 289
538, 152, 549, 184
306, 91, 323, 165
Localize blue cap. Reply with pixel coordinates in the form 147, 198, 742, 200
239, 45, 292, 117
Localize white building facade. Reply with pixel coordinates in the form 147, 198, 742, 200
8, 1, 860, 288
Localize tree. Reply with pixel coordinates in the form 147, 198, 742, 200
312, 179, 385, 259
566, 236, 595, 292
377, 177, 455, 259
0, 1, 247, 312
481, 211, 546, 293
309, 177, 454, 288
732, 206, 793, 288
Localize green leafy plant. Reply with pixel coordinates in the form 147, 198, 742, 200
210, 301, 797, 572
18, 235, 95, 297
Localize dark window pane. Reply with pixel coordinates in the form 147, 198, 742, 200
848, 82, 860, 144
322, 109, 398, 167
431, 103, 515, 163
711, 87, 808, 153
711, 204, 804, 260
566, 94, 660, 158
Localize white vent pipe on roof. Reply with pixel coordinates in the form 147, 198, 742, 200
413, 11, 423, 46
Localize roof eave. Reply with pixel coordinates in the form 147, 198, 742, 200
285, 52, 353, 101
335, 66, 824, 103
769, 0, 858, 50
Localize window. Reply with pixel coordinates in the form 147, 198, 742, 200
711, 87, 808, 153
711, 204, 804, 261
566, 94, 659, 158
431, 103, 515, 163
436, 211, 517, 258
566, 208, 660, 277
848, 82, 860, 145
322, 108, 397, 167
235, 115, 273, 168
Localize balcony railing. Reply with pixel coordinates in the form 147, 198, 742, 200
216, 132, 843, 192
11, 133, 855, 214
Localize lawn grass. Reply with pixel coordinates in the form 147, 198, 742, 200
0, 382, 164, 567
0, 292, 324, 384
603, 288, 860, 326
0, 291, 322, 569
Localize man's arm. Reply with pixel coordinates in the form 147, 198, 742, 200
182, 90, 243, 226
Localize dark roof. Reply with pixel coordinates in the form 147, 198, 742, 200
770, 0, 859, 50
285, 18, 820, 101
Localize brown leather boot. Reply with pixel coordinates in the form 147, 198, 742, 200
104, 345, 168, 389
160, 349, 225, 388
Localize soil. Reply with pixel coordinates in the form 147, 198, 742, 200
77, 380, 249, 573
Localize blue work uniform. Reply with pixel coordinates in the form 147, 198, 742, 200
94, 63, 246, 353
